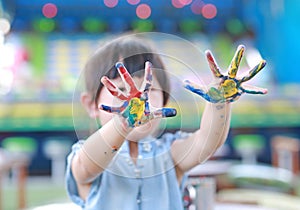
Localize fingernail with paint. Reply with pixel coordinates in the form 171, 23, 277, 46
115, 62, 126, 73
99, 104, 112, 112
162, 108, 177, 117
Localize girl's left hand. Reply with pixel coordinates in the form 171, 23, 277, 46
184, 45, 268, 103
98, 61, 177, 128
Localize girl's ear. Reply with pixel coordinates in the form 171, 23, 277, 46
80, 92, 99, 118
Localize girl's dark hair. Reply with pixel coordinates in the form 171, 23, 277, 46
83, 35, 170, 106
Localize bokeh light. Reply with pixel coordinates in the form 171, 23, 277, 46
202, 4, 217, 19
42, 3, 58, 18
226, 18, 245, 35
172, 0, 184, 9
178, 0, 192, 6
136, 4, 151, 19
179, 19, 201, 34
104, 0, 118, 8
0, 18, 11, 35
132, 20, 154, 32
82, 18, 106, 33
0, 68, 14, 95
33, 18, 56, 33
191, 0, 204, 15
0, 43, 16, 68
127, 0, 140, 5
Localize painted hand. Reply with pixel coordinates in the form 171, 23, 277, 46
184, 45, 267, 103
99, 61, 177, 128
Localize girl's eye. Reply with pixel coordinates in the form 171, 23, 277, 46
119, 87, 126, 92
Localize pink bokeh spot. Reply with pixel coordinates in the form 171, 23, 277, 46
136, 4, 151, 19
104, 0, 118, 8
42, 3, 58, 18
191, 0, 204, 15
171, 0, 184, 8
127, 0, 140, 5
178, 0, 192, 6
202, 4, 217, 19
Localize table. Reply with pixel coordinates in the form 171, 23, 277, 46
187, 160, 234, 177
227, 164, 295, 193
217, 189, 300, 210
215, 203, 276, 210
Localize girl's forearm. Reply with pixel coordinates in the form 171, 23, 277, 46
72, 117, 132, 184
195, 102, 231, 164
171, 102, 231, 172
200, 102, 231, 150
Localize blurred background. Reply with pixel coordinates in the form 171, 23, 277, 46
0, 0, 300, 209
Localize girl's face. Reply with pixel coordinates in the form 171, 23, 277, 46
97, 75, 164, 141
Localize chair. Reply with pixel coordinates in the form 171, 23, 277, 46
232, 134, 265, 165
1, 136, 37, 210
42, 137, 72, 183
271, 135, 300, 174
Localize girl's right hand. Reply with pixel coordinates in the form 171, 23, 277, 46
98, 62, 177, 128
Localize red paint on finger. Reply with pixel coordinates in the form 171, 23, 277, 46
123, 73, 130, 80
206, 52, 215, 63
104, 78, 117, 89
132, 91, 142, 98
118, 66, 127, 74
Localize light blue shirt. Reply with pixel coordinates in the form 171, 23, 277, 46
65, 131, 189, 210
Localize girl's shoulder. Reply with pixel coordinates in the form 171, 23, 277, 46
160, 130, 191, 143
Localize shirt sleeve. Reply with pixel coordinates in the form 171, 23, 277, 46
160, 131, 191, 192
65, 140, 105, 209
65, 140, 85, 208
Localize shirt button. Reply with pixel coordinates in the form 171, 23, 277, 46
137, 199, 141, 204
134, 169, 141, 178
143, 142, 152, 152
126, 158, 133, 166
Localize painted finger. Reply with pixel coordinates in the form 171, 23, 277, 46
228, 45, 245, 79
115, 62, 141, 98
240, 84, 268, 95
140, 61, 153, 108
101, 76, 128, 100
144, 101, 150, 116
184, 79, 208, 97
141, 61, 153, 94
205, 50, 223, 78
150, 108, 177, 119
98, 101, 129, 114
239, 60, 267, 83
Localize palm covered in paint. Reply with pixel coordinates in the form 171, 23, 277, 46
99, 61, 177, 128
184, 45, 267, 103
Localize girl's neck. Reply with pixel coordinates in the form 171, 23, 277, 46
128, 141, 139, 164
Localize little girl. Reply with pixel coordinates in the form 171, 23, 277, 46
65, 33, 267, 210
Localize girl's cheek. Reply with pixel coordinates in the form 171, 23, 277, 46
149, 90, 164, 108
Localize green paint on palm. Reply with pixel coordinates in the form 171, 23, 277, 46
208, 87, 224, 101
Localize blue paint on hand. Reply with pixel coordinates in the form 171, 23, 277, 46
100, 104, 113, 113
161, 108, 177, 117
